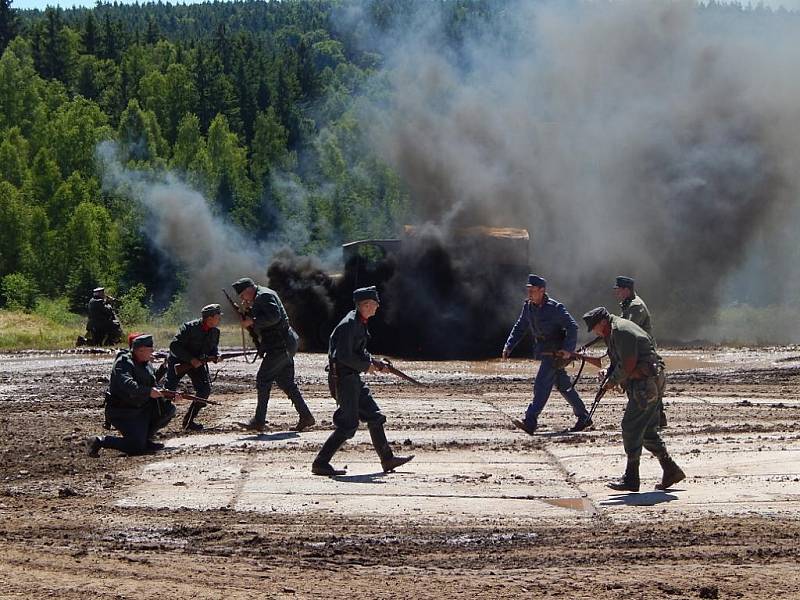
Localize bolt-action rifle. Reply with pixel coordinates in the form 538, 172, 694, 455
222, 288, 261, 358
173, 351, 251, 377
371, 358, 426, 387
157, 389, 221, 406
587, 369, 612, 420
541, 350, 604, 369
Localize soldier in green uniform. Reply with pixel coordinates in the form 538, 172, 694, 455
86, 334, 176, 456
311, 286, 414, 477
85, 287, 122, 346
582, 307, 685, 492
613, 276, 667, 427
232, 277, 315, 432
163, 304, 222, 431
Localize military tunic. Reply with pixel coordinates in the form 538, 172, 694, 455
101, 350, 175, 454
620, 293, 653, 338
250, 285, 309, 424
87, 297, 121, 345
606, 315, 666, 461
329, 309, 386, 439
504, 294, 589, 425
163, 318, 220, 399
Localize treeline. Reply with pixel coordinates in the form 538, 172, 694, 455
0, 0, 447, 313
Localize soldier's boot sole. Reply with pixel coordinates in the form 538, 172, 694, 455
655, 467, 686, 490
381, 455, 415, 473
606, 478, 640, 492
86, 436, 102, 458
311, 462, 346, 476
291, 414, 316, 432
511, 418, 536, 435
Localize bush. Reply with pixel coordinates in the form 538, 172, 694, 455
118, 283, 150, 325
0, 273, 39, 311
33, 296, 84, 326
156, 293, 192, 326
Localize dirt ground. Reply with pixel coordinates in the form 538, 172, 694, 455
1, 347, 800, 599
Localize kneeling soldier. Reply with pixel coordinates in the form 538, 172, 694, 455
312, 286, 414, 476
87, 334, 176, 456
164, 304, 223, 431
582, 307, 685, 492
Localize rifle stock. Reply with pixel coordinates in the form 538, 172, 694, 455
173, 351, 250, 377
372, 358, 425, 387
158, 389, 220, 406
541, 351, 603, 369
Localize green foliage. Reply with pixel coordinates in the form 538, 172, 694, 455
0, 272, 39, 310
156, 293, 191, 326
33, 295, 83, 326
118, 282, 150, 325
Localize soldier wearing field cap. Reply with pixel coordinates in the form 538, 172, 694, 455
86, 334, 176, 457
232, 277, 315, 432
582, 307, 685, 492
612, 276, 667, 428
163, 304, 223, 431
312, 286, 414, 476
502, 274, 592, 434
85, 287, 122, 346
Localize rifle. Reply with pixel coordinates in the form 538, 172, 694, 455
371, 358, 426, 387
173, 351, 251, 377
222, 288, 261, 358
588, 369, 612, 420
157, 389, 220, 406
541, 351, 603, 369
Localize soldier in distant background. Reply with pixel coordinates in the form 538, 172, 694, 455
81, 287, 122, 346
163, 304, 222, 431
232, 277, 315, 433
86, 334, 176, 457
613, 276, 666, 427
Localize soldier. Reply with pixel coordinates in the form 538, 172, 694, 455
86, 334, 176, 456
582, 307, 685, 492
85, 287, 122, 346
312, 286, 414, 476
502, 274, 593, 434
163, 304, 223, 431
232, 277, 315, 432
613, 276, 667, 427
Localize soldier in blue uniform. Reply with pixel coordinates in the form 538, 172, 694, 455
311, 286, 414, 476
233, 277, 315, 432
86, 334, 176, 456
163, 304, 222, 431
502, 274, 592, 434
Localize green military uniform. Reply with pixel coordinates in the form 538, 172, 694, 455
88, 335, 175, 456
164, 306, 221, 430
583, 307, 684, 492
620, 293, 652, 336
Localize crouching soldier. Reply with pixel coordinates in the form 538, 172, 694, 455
87, 334, 176, 456
83, 287, 122, 346
582, 307, 685, 492
163, 304, 223, 431
312, 286, 414, 476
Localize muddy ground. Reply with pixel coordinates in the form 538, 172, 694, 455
1, 347, 800, 599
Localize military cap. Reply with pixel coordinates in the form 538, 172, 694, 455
131, 334, 154, 349
232, 277, 255, 294
582, 307, 610, 332
93, 287, 105, 295
201, 303, 222, 318
614, 276, 635, 289
353, 286, 380, 304
526, 274, 547, 288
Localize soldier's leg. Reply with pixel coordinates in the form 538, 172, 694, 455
100, 416, 150, 455
554, 368, 590, 421
359, 384, 414, 473
644, 370, 685, 489
273, 355, 315, 431
183, 368, 211, 430
253, 354, 283, 426
524, 358, 558, 426
150, 398, 177, 434
312, 374, 360, 475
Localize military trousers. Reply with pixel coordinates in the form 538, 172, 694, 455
102, 402, 176, 455
525, 356, 589, 424
163, 358, 212, 398
254, 351, 310, 424
621, 369, 667, 461
332, 373, 387, 440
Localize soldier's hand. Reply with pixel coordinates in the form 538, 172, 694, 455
210, 355, 220, 363
501, 348, 510, 360
149, 388, 164, 399
556, 350, 571, 359
190, 358, 203, 368
240, 318, 254, 329
597, 368, 607, 382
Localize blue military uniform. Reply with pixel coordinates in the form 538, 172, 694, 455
504, 276, 590, 431
163, 304, 221, 430
89, 335, 175, 456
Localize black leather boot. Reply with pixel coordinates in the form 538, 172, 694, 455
369, 423, 414, 473
607, 458, 640, 492
182, 402, 203, 431
655, 453, 685, 490
312, 430, 348, 476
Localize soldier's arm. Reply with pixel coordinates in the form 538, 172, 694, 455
334, 322, 371, 373
169, 323, 195, 363
628, 304, 646, 328
608, 331, 639, 385
503, 303, 530, 355
251, 294, 283, 334
557, 304, 579, 353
